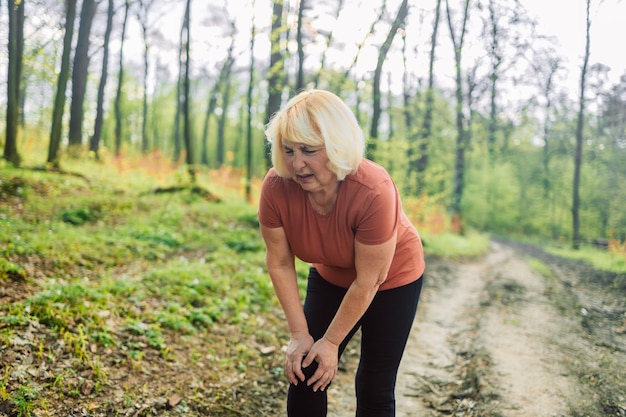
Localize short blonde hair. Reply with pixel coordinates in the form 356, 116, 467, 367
265, 89, 365, 181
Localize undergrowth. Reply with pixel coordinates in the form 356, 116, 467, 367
0, 162, 286, 416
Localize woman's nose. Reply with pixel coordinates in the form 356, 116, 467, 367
292, 153, 305, 169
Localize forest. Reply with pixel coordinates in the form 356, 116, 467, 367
2, 0, 626, 248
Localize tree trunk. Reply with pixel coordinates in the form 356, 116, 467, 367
369, 0, 408, 154
416, 0, 442, 194
200, 32, 235, 166
48, 0, 77, 167
486, 0, 501, 160
114, 0, 131, 157
90, 0, 115, 159
4, 0, 24, 166
446, 0, 470, 227
217, 77, 232, 167
295, 0, 306, 90
573, 0, 591, 250
68, 0, 98, 149
182, 0, 194, 172
137, 1, 155, 154
265, 0, 285, 169
245, 0, 257, 202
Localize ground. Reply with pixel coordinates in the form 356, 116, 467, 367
2, 238, 625, 416
327, 239, 626, 417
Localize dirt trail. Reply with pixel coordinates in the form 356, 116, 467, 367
327, 241, 626, 417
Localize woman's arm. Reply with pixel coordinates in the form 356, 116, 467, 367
302, 231, 397, 391
260, 224, 313, 385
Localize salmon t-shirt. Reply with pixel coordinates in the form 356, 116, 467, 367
258, 159, 425, 291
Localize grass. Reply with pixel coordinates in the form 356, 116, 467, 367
0, 156, 495, 415
0, 160, 285, 415
546, 244, 626, 274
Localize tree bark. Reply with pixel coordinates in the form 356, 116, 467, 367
295, 0, 307, 91
68, 0, 98, 148
90, 0, 115, 159
416, 0, 442, 194
48, 0, 77, 167
446, 0, 470, 226
182, 0, 194, 172
369, 0, 408, 153
201, 25, 236, 166
573, 0, 591, 249
265, 0, 285, 168
114, 0, 131, 157
4, 0, 24, 166
137, 0, 156, 154
245, 0, 257, 202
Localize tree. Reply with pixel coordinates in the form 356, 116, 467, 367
136, 0, 157, 154
295, 0, 307, 91
572, 0, 591, 249
200, 21, 236, 166
90, 0, 115, 159
114, 0, 131, 157
4, 0, 24, 166
48, 0, 77, 167
265, 0, 286, 168
245, 0, 257, 202
446, 0, 470, 227
415, 0, 442, 194
181, 0, 193, 172
68, 0, 98, 149
369, 0, 409, 149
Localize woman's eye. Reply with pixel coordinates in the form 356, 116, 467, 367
303, 149, 317, 155
284, 148, 293, 155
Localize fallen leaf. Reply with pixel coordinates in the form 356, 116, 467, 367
168, 393, 182, 407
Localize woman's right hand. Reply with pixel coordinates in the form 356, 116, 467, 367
285, 332, 315, 385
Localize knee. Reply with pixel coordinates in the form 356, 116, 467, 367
355, 371, 395, 415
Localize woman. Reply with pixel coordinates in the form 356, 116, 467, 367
258, 89, 425, 417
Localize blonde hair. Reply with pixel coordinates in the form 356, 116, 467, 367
265, 89, 365, 181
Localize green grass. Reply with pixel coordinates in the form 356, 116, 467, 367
0, 162, 277, 415
421, 229, 491, 258
547, 245, 626, 274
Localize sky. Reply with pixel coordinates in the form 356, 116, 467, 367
519, 0, 626, 85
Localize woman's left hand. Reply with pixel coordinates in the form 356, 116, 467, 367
301, 336, 339, 392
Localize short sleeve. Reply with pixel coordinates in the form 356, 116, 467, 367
257, 170, 283, 228
354, 178, 399, 245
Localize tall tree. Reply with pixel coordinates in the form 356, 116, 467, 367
90, 0, 115, 159
200, 21, 236, 166
446, 0, 470, 226
572, 0, 591, 249
48, 0, 77, 167
4, 0, 25, 166
295, 0, 307, 91
245, 0, 257, 202
369, 0, 408, 150
114, 0, 130, 157
415, 0, 442, 194
68, 0, 98, 148
136, 0, 156, 154
181, 0, 194, 172
265, 0, 286, 168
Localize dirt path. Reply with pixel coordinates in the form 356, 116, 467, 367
327, 241, 626, 416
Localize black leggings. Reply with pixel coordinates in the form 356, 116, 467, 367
287, 268, 423, 417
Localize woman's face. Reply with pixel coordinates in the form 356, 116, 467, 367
282, 140, 337, 193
